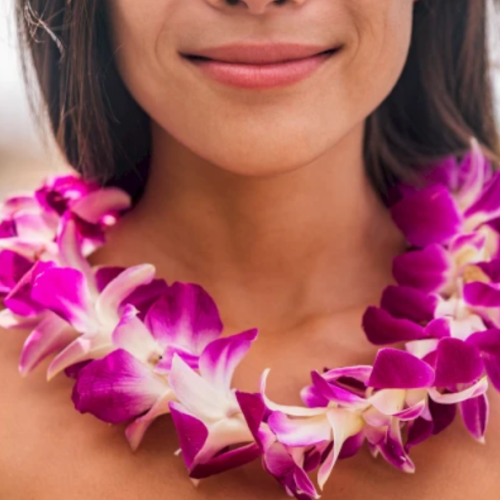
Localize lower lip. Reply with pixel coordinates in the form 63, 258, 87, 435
183, 51, 337, 90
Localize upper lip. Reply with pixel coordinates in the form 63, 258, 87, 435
180, 43, 339, 64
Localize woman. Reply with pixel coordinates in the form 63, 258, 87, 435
1, 0, 500, 499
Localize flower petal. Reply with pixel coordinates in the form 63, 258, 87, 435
464, 171, 500, 229
169, 354, 230, 420
429, 398, 457, 435
463, 281, 500, 308
125, 391, 175, 451
96, 264, 156, 326
434, 338, 484, 387
168, 401, 209, 470
377, 419, 415, 473
71, 188, 131, 224
262, 442, 320, 500
0, 249, 33, 294
31, 266, 98, 333
390, 184, 462, 247
4, 260, 53, 317
467, 329, 500, 392
268, 411, 331, 447
428, 377, 489, 404
362, 306, 426, 346
368, 349, 435, 389
111, 304, 159, 364
72, 349, 169, 423
381, 286, 437, 323
235, 391, 267, 442
392, 244, 452, 293
310, 371, 367, 407
406, 417, 434, 450
145, 283, 223, 353
318, 409, 364, 490
199, 329, 258, 393
19, 313, 76, 375
47, 334, 113, 380
460, 394, 489, 443
190, 442, 262, 479
57, 216, 95, 288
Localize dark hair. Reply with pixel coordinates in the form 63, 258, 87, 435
16, 0, 500, 201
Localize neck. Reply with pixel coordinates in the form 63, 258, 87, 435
99, 122, 405, 332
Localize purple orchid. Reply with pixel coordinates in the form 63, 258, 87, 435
391, 139, 500, 248
72, 282, 230, 450
168, 329, 261, 478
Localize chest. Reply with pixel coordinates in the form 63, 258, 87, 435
2, 325, 500, 500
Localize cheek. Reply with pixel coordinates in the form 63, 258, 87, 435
341, 0, 415, 114
107, 1, 177, 77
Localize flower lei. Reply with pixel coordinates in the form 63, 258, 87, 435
2, 138, 500, 499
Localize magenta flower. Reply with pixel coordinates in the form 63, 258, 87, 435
0, 173, 131, 260
72, 282, 228, 450
391, 139, 500, 248
168, 329, 260, 478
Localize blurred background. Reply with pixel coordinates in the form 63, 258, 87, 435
0, 0, 64, 198
1, 1, 500, 199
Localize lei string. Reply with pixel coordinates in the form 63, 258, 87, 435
1, 138, 500, 500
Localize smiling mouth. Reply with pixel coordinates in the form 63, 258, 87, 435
180, 48, 341, 90
182, 48, 339, 65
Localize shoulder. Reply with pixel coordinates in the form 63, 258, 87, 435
0, 326, 280, 500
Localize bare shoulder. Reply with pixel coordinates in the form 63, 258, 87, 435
0, 328, 280, 500
1, 326, 500, 500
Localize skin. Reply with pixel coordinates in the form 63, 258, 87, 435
1, 0, 500, 499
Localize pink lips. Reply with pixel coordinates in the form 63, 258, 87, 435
181, 43, 339, 90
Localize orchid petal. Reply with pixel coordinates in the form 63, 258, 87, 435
406, 417, 434, 450
199, 329, 258, 393
169, 354, 230, 420
72, 349, 170, 423
71, 188, 131, 224
322, 366, 372, 384
460, 394, 489, 443
464, 171, 500, 229
96, 264, 156, 325
428, 377, 489, 404
190, 442, 262, 479
145, 283, 223, 353
368, 349, 435, 389
19, 313, 76, 375
125, 391, 176, 451
362, 306, 426, 346
57, 216, 95, 288
378, 419, 415, 473
263, 441, 320, 500
0, 249, 33, 294
111, 304, 159, 364
4, 260, 53, 317
434, 338, 484, 387
0, 308, 42, 329
390, 184, 462, 247
467, 329, 500, 392
429, 398, 457, 435
31, 267, 98, 333
381, 286, 437, 323
268, 411, 331, 447
318, 409, 364, 490
310, 371, 367, 407
47, 335, 112, 380
392, 244, 452, 293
